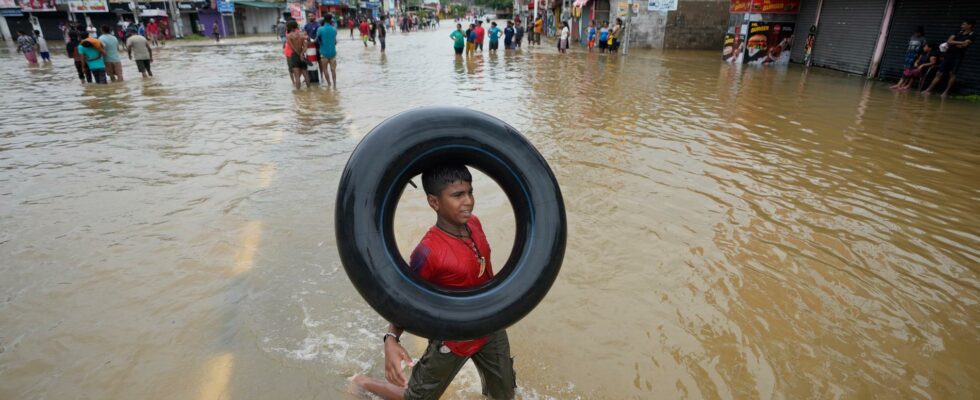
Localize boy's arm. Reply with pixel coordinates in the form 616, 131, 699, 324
383, 322, 412, 387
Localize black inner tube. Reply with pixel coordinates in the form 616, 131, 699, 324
336, 106, 566, 340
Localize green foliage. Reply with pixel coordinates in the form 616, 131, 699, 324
448, 3, 467, 17
474, 0, 510, 11
952, 95, 980, 102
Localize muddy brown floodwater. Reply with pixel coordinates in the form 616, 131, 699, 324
1, 24, 979, 400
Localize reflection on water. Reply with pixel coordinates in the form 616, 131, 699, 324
1, 26, 979, 399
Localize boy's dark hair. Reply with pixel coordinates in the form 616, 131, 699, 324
965, 18, 976, 26
33, 30, 40, 35
422, 164, 472, 196
914, 25, 924, 35
286, 20, 298, 31
101, 25, 110, 33
80, 40, 93, 48
324, 14, 333, 24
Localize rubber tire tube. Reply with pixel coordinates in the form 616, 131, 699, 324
335, 106, 566, 340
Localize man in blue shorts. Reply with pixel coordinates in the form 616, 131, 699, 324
316, 15, 338, 87
351, 164, 517, 400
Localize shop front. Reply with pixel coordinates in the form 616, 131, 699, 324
317, 0, 347, 21
877, 0, 979, 93
724, 0, 800, 66
7, 0, 66, 39
237, 1, 283, 35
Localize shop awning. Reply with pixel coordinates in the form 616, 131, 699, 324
236, 1, 285, 8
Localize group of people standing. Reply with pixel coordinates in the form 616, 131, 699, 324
451, 19, 529, 56
282, 15, 339, 89
17, 22, 155, 84
890, 18, 974, 97
585, 18, 625, 53
66, 24, 155, 84
448, 16, 625, 56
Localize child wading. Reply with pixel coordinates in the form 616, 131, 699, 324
352, 164, 517, 400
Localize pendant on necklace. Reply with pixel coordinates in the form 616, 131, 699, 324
478, 257, 486, 278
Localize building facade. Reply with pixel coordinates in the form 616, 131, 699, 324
785, 0, 979, 93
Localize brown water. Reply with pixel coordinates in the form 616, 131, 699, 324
1, 26, 979, 400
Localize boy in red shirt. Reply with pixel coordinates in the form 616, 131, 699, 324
359, 19, 371, 47
352, 164, 516, 399
474, 21, 486, 52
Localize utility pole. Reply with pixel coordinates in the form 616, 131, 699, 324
531, 0, 536, 33
622, 0, 631, 55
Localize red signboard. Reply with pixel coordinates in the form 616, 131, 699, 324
731, 0, 800, 14
754, 0, 800, 13
730, 0, 751, 12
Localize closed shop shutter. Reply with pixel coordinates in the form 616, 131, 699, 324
809, 0, 889, 75
789, 0, 820, 63
880, 0, 980, 93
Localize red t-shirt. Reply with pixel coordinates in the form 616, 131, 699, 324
474, 26, 485, 43
359, 22, 370, 36
409, 215, 493, 356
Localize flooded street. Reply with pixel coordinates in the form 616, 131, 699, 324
2, 24, 979, 399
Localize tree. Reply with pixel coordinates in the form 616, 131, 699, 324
474, 0, 510, 12
451, 3, 469, 17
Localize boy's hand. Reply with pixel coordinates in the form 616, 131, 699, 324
383, 340, 413, 387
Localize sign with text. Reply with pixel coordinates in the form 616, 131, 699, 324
754, 0, 799, 13
69, 0, 108, 12
289, 2, 304, 25
20, 0, 56, 11
731, 0, 800, 14
743, 21, 795, 65
0, 0, 18, 8
730, 0, 750, 12
647, 0, 676, 12
217, 0, 233, 13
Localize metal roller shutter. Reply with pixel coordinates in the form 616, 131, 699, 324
811, 0, 889, 75
790, 0, 820, 63
879, 0, 980, 93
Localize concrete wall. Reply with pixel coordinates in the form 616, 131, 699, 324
625, 7, 667, 49
663, 0, 728, 49
612, 0, 727, 49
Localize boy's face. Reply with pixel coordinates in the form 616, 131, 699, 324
428, 180, 474, 226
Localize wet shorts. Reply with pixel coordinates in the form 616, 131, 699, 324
939, 54, 963, 73
288, 52, 307, 69
454, 46, 463, 55
404, 330, 516, 400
